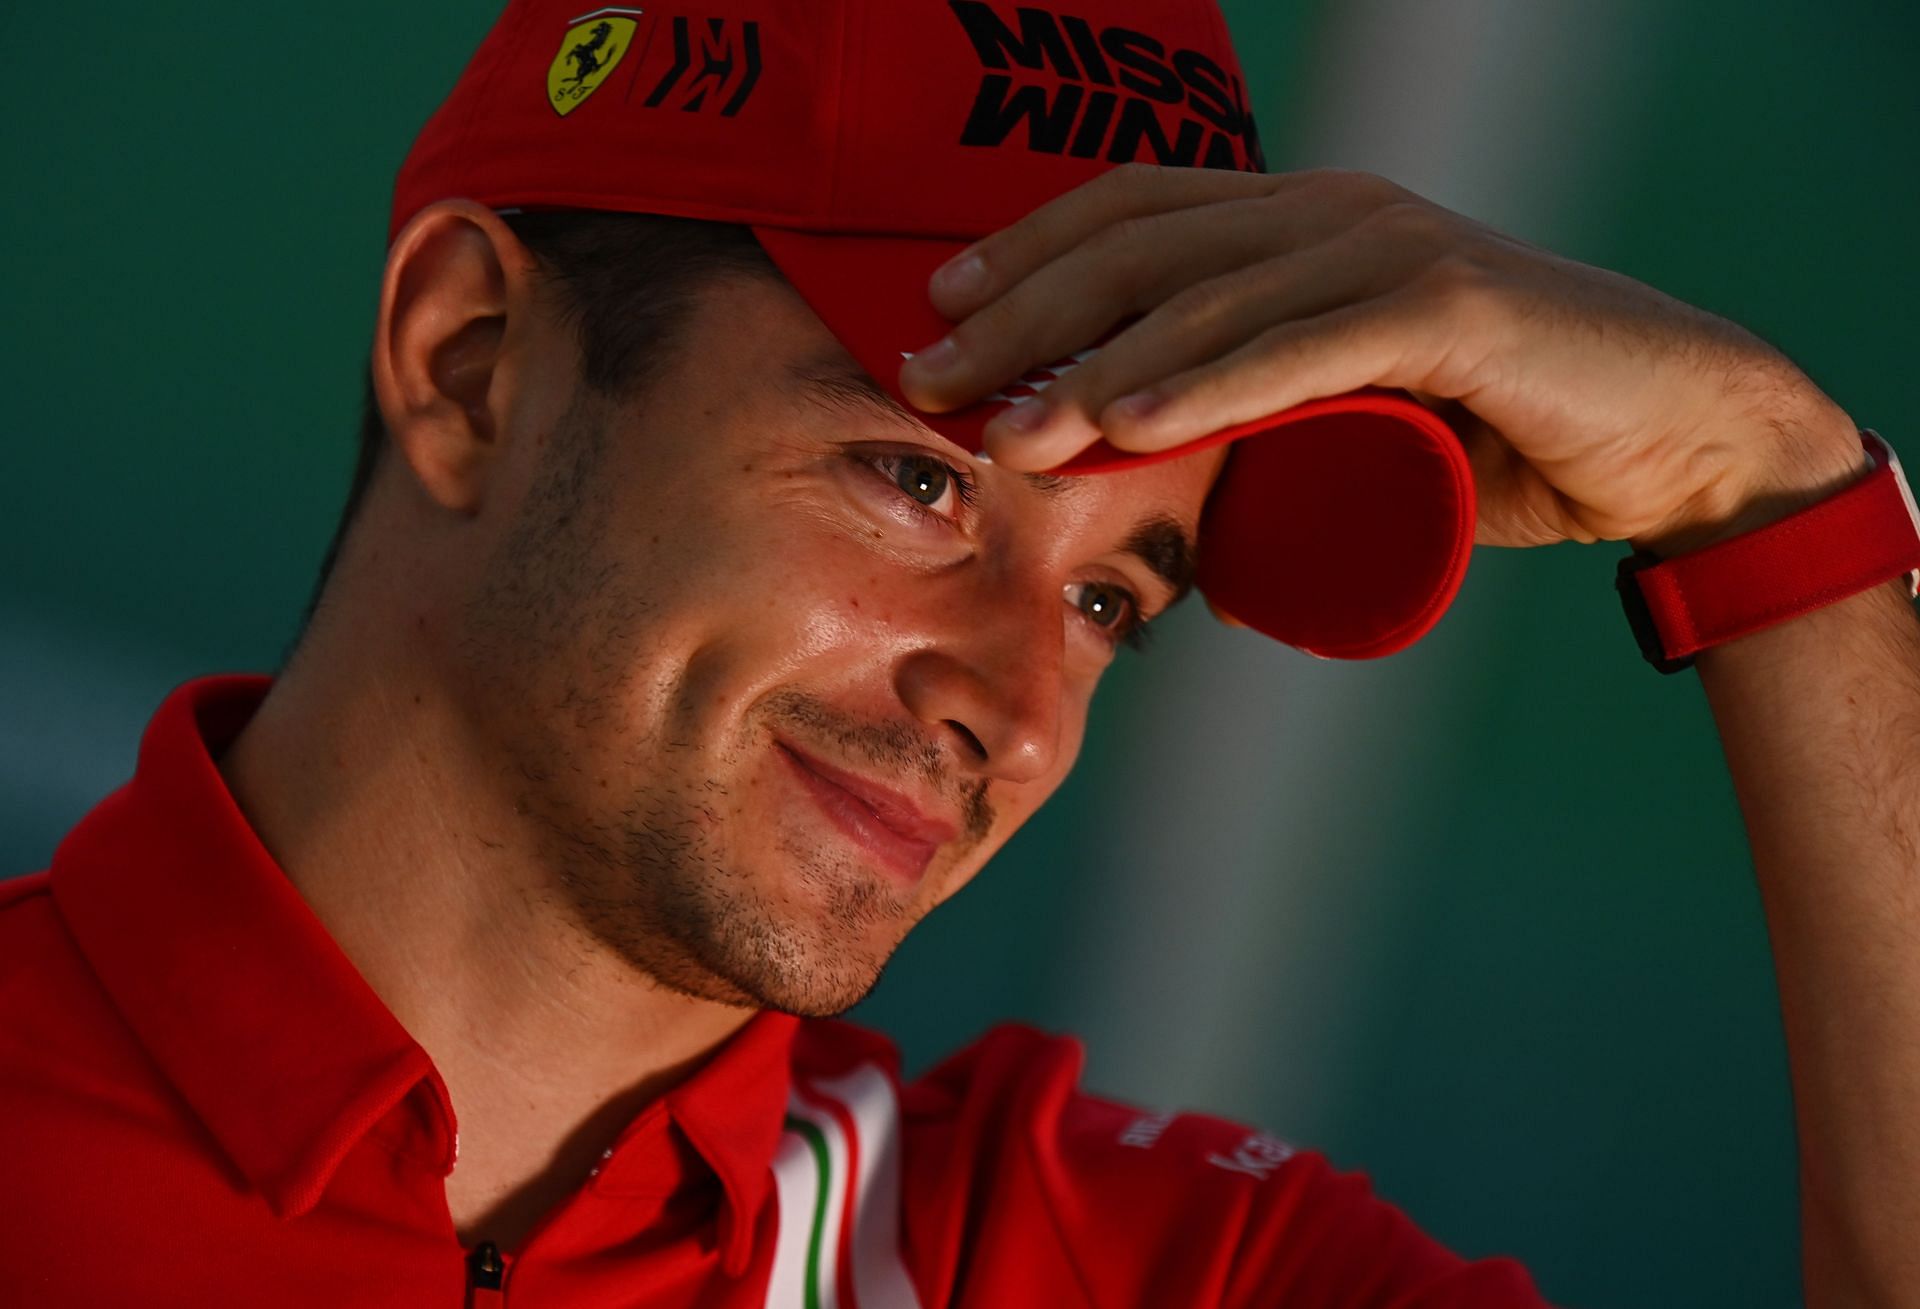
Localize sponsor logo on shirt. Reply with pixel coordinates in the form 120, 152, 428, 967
1118, 1108, 1176, 1149
1206, 1131, 1296, 1181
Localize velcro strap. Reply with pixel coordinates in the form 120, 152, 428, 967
1620, 431, 1920, 671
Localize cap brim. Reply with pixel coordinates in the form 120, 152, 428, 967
752, 226, 1475, 660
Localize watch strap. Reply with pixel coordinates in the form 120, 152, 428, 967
1616, 430, 1920, 673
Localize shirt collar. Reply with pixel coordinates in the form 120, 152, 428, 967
667, 1005, 800, 1277
50, 674, 451, 1218
49, 673, 806, 1263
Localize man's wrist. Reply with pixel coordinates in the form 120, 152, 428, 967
1628, 402, 1872, 558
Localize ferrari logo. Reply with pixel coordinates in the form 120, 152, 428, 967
547, 8, 642, 117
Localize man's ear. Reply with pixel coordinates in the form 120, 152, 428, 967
371, 200, 536, 515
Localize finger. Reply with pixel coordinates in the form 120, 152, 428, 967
979, 227, 1411, 468
928, 166, 1412, 321
904, 193, 1326, 415
1086, 290, 1454, 456
1454, 422, 1593, 548
907, 174, 1439, 420
906, 175, 1407, 413
926, 162, 1284, 319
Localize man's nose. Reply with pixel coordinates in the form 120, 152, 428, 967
892, 583, 1066, 786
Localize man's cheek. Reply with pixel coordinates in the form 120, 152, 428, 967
744, 537, 936, 664
787, 591, 867, 662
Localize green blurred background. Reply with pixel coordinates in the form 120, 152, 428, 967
4, 1, 1915, 1303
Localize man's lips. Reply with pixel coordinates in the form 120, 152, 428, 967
775, 741, 960, 881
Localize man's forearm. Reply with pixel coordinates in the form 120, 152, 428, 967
1697, 565, 1920, 1307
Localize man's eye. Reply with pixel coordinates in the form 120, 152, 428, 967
870, 452, 973, 521
1065, 580, 1143, 645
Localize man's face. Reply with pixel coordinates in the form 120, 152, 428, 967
455, 268, 1223, 1017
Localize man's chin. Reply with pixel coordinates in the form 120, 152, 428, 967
726, 918, 903, 1018
707, 953, 893, 1020
553, 811, 918, 1016
611, 895, 905, 1019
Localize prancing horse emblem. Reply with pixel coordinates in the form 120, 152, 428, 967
568, 22, 615, 82
546, 8, 642, 117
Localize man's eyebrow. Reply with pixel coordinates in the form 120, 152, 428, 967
787, 356, 927, 433
786, 356, 1072, 496
786, 354, 1194, 602
1121, 514, 1198, 611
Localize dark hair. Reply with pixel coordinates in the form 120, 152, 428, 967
296, 210, 777, 637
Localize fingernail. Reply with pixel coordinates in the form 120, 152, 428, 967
997, 396, 1051, 434
931, 252, 988, 300
1109, 389, 1162, 423
909, 335, 960, 375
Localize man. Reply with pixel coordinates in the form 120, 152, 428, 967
5, 0, 1918, 1305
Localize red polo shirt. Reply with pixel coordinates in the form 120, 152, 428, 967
1, 676, 1550, 1307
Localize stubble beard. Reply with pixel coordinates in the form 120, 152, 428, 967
456, 389, 923, 1018
543, 766, 921, 1017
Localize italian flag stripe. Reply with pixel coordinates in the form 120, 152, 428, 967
793, 1080, 863, 1309
766, 1062, 924, 1309
767, 1119, 826, 1309
785, 1091, 851, 1309
808, 1066, 922, 1309
788, 1116, 833, 1309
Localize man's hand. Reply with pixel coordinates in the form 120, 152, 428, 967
896, 164, 1866, 557
899, 163, 1920, 1307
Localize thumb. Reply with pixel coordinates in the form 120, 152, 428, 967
1457, 423, 1577, 549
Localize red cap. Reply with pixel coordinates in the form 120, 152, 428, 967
393, 0, 1475, 658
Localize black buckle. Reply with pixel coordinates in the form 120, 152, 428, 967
1615, 550, 1695, 674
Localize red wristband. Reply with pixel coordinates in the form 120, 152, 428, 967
1616, 430, 1920, 673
